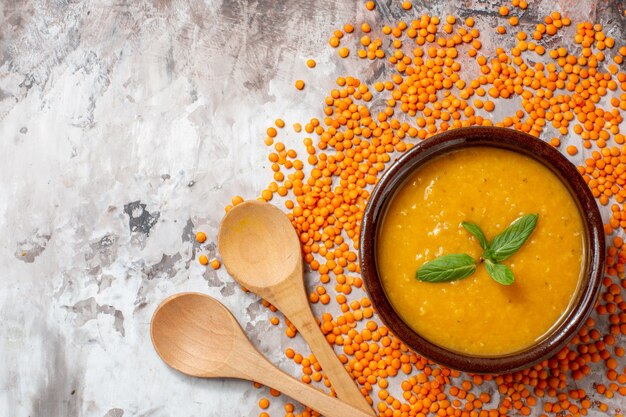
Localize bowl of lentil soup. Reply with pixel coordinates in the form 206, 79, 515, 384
360, 126, 605, 373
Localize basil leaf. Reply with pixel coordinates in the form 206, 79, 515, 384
462, 221, 489, 251
484, 260, 515, 285
416, 254, 476, 283
490, 214, 538, 262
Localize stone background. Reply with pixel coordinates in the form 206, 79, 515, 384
1, 1, 625, 416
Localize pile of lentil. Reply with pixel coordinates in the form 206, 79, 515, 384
198, 1, 626, 416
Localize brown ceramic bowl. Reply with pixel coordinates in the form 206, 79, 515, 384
360, 126, 605, 374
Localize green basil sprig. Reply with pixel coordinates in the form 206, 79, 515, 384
483, 259, 515, 285
488, 214, 538, 262
415, 214, 538, 285
415, 254, 476, 283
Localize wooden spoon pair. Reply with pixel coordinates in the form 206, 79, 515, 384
151, 201, 374, 417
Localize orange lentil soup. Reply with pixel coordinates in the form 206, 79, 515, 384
377, 147, 585, 356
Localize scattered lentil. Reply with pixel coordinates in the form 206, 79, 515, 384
195, 231, 207, 243
241, 3, 626, 416
259, 398, 270, 409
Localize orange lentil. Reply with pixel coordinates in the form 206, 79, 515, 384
261, 189, 273, 201
242, 9, 626, 417
258, 398, 269, 409
269, 388, 280, 397
198, 254, 208, 265
210, 258, 221, 269
195, 231, 207, 243
295, 80, 305, 90
306, 59, 316, 68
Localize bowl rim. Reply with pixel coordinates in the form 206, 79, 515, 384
359, 126, 605, 374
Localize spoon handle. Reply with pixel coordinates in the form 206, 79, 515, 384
278, 293, 374, 414
241, 348, 374, 417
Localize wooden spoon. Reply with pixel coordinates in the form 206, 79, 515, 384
151, 293, 373, 417
217, 201, 373, 414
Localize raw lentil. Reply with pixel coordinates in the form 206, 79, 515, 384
195, 231, 207, 243
234, 2, 626, 416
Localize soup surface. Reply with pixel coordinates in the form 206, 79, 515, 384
377, 147, 584, 355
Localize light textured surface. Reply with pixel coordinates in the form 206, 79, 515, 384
1, 1, 625, 417
0, 2, 357, 416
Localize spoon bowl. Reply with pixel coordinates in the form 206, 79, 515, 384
151, 292, 237, 377
218, 200, 301, 289
150, 292, 373, 417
